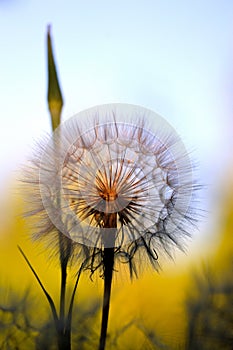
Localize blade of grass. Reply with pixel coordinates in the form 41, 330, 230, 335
66, 262, 85, 333
17, 246, 59, 329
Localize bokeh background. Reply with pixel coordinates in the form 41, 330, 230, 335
0, 1, 232, 349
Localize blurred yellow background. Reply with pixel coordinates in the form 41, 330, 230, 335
0, 1, 233, 349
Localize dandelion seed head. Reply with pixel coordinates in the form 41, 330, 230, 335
37, 104, 194, 256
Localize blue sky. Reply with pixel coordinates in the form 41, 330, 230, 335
0, 1, 233, 240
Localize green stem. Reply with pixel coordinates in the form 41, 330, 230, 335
98, 213, 116, 350
57, 330, 71, 350
98, 246, 115, 350
59, 236, 68, 320
58, 235, 72, 350
66, 262, 84, 331
17, 246, 59, 330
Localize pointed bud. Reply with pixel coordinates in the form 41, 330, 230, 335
47, 25, 63, 131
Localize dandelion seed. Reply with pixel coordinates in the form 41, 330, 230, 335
22, 103, 198, 350
33, 104, 196, 267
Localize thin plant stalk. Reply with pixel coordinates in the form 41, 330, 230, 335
17, 246, 59, 328
98, 213, 117, 350
18, 247, 84, 350
56, 237, 72, 349
47, 26, 74, 350
66, 262, 84, 334
18, 246, 70, 350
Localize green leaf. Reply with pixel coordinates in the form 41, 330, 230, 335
47, 25, 63, 131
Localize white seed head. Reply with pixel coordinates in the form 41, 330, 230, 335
38, 104, 194, 251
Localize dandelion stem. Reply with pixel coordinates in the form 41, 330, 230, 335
58, 235, 72, 350
98, 213, 117, 350
58, 236, 70, 320
99, 247, 115, 350
60, 261, 67, 320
